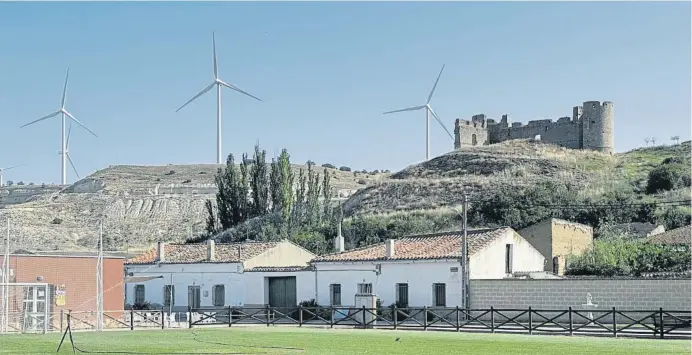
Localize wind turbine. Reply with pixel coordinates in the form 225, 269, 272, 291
59, 124, 81, 180
20, 69, 97, 185
383, 64, 455, 162
0, 165, 23, 187
176, 32, 263, 165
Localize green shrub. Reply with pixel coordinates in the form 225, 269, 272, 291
646, 162, 691, 194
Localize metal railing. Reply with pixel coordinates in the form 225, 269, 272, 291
187, 305, 691, 339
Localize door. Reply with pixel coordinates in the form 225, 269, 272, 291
22, 286, 47, 332
267, 277, 297, 316
188, 286, 201, 309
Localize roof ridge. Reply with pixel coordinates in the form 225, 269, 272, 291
399, 227, 507, 240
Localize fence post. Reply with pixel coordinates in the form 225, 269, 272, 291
455, 306, 460, 332
161, 309, 165, 329
227, 306, 232, 327
490, 306, 495, 333
528, 307, 533, 335
612, 307, 617, 337
188, 306, 192, 329
298, 304, 303, 327
130, 310, 134, 330
659, 307, 664, 339
329, 305, 334, 329
60, 309, 64, 333
423, 306, 428, 331
568, 307, 573, 336
393, 305, 398, 330
266, 305, 271, 327
362, 306, 366, 329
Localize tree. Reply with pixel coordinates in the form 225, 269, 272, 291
278, 149, 295, 222
294, 168, 307, 224
339, 166, 351, 172
269, 158, 281, 213
250, 144, 270, 217
204, 200, 221, 236
239, 153, 251, 223
306, 162, 322, 227
322, 167, 332, 220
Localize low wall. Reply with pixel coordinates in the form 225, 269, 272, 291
469, 278, 691, 323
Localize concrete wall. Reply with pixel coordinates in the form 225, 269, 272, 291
470, 230, 545, 278
470, 278, 691, 322
313, 260, 463, 308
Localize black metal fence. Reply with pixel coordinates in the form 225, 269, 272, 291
188, 305, 691, 339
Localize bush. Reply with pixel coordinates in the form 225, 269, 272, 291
131, 301, 153, 310
321, 163, 336, 169
388, 301, 409, 321
182, 179, 192, 184
339, 166, 351, 172
5, 181, 12, 186
357, 179, 367, 185
646, 162, 691, 194
290, 299, 330, 321
17, 181, 24, 185
51, 218, 63, 225
165, 170, 175, 176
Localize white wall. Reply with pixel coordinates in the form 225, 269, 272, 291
470, 230, 545, 279
314, 260, 463, 308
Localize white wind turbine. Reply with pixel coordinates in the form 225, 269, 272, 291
60, 124, 81, 180
0, 165, 23, 187
176, 32, 263, 165
383, 64, 455, 162
20, 69, 97, 185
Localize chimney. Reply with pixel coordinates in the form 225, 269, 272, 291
157, 242, 165, 262
385, 239, 395, 258
207, 239, 216, 261
334, 222, 344, 252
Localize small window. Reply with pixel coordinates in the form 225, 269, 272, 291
329, 284, 341, 306
396, 283, 409, 307
212, 285, 225, 307
433, 283, 446, 307
357, 283, 372, 294
552, 256, 559, 274
134, 284, 145, 304
505, 244, 513, 274
163, 285, 175, 307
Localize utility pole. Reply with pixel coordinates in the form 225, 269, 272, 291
461, 195, 470, 314
96, 220, 104, 331
1, 217, 9, 334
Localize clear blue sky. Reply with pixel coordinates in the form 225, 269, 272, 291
0, 2, 690, 185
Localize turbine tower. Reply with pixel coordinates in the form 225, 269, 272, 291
0, 165, 22, 187
383, 64, 454, 161
20, 69, 97, 185
59, 124, 81, 180
176, 32, 263, 165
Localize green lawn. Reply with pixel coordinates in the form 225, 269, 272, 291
1, 327, 690, 355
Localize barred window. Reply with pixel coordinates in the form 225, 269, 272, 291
433, 283, 446, 307
329, 284, 341, 306
212, 285, 225, 307
163, 285, 175, 307
134, 285, 145, 304
357, 283, 372, 294
396, 283, 409, 307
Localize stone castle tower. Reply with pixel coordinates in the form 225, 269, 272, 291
454, 100, 614, 154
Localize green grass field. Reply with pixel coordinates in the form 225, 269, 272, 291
1, 327, 690, 355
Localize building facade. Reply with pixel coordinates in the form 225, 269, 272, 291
518, 218, 594, 275
454, 101, 614, 154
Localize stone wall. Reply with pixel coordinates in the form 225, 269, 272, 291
469, 278, 691, 322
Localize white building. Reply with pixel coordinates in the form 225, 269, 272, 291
313, 227, 545, 310
124, 239, 316, 312
125, 227, 545, 312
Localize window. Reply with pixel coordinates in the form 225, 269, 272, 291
433, 283, 446, 307
357, 283, 372, 294
505, 244, 513, 274
134, 285, 145, 304
396, 283, 409, 307
212, 285, 225, 307
552, 256, 559, 274
329, 284, 341, 306
471, 134, 477, 146
163, 285, 175, 307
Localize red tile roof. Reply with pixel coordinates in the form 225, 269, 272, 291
126, 241, 279, 265
313, 228, 512, 262
647, 225, 691, 246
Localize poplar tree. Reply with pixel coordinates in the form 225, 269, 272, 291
250, 144, 269, 217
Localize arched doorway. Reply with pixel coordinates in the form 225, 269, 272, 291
471, 134, 477, 146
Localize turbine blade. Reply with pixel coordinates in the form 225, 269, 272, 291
426, 64, 445, 104
63, 111, 98, 138
175, 82, 216, 112
383, 105, 425, 115
218, 80, 263, 102
67, 154, 80, 179
20, 111, 60, 128
213, 32, 218, 79
1, 165, 23, 171
61, 68, 70, 107
428, 106, 454, 140
66, 124, 73, 147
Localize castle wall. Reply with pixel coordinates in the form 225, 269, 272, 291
490, 120, 582, 149
582, 101, 614, 154
454, 119, 489, 148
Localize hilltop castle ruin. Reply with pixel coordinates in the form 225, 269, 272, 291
454, 101, 614, 154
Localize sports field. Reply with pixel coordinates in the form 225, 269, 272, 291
1, 327, 690, 354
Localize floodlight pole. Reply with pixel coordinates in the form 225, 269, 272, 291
2, 217, 10, 334
461, 195, 470, 314
96, 219, 104, 331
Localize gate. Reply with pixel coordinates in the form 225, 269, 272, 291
0, 282, 50, 334
267, 277, 296, 317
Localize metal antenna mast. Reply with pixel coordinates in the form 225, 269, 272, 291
96, 219, 104, 331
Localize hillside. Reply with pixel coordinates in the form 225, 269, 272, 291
2, 140, 688, 252
1, 164, 385, 251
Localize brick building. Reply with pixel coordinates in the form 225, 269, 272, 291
1, 251, 125, 332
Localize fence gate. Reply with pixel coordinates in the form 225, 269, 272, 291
0, 282, 50, 334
